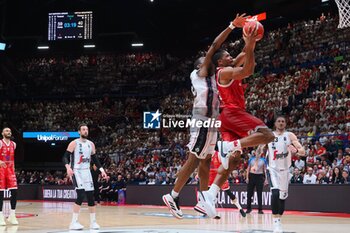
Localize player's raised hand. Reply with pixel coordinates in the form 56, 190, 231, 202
243, 26, 258, 49
232, 13, 250, 28
0, 160, 6, 168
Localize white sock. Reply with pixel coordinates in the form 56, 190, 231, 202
208, 184, 220, 197
171, 190, 179, 199
10, 209, 15, 215
72, 213, 79, 223
90, 213, 96, 223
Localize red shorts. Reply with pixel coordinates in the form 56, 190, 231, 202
218, 108, 267, 141
208, 152, 230, 191
0, 165, 17, 190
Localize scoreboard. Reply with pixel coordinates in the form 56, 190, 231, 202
48, 11, 93, 41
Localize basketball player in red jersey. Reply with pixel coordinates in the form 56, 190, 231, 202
199, 27, 275, 218
0, 128, 19, 226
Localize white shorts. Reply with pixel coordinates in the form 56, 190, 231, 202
267, 168, 291, 200
187, 124, 217, 159
73, 169, 94, 191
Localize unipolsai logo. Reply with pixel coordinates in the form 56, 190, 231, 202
143, 110, 162, 129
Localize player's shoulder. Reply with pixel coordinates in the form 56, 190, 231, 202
190, 69, 198, 77
87, 140, 95, 146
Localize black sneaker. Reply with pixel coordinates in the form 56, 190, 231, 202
239, 209, 247, 217
258, 210, 264, 214
246, 209, 252, 214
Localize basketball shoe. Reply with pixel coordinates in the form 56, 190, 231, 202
90, 221, 100, 230
0, 214, 5, 226
69, 221, 84, 230
217, 141, 242, 169
162, 194, 183, 219
7, 214, 18, 225
198, 191, 217, 218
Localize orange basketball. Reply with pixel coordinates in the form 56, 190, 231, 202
243, 20, 264, 41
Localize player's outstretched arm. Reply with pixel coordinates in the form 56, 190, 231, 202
289, 132, 306, 157
198, 13, 248, 77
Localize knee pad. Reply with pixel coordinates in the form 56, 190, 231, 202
75, 189, 85, 206
86, 191, 95, 206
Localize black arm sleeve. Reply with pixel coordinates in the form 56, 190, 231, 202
91, 154, 103, 169
63, 150, 72, 165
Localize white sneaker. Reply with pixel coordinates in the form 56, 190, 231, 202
90, 221, 100, 230
0, 214, 5, 226
273, 220, 283, 233
194, 202, 207, 215
69, 221, 84, 230
198, 191, 217, 218
7, 214, 18, 225
162, 194, 183, 219
217, 141, 242, 169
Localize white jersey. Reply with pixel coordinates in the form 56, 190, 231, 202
71, 139, 93, 170
267, 131, 292, 170
190, 69, 219, 120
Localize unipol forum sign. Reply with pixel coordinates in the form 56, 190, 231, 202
23, 132, 79, 143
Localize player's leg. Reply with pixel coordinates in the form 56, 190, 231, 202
267, 169, 283, 233
194, 155, 212, 216
7, 166, 18, 225
198, 154, 240, 218
275, 170, 290, 232
86, 191, 100, 229
163, 152, 199, 219
0, 169, 5, 226
69, 189, 85, 230
7, 189, 18, 225
218, 110, 274, 169
224, 186, 246, 217
198, 155, 211, 191
0, 190, 4, 226
163, 126, 210, 219
70, 171, 85, 230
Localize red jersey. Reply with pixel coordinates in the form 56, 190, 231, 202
216, 67, 246, 110
0, 139, 16, 165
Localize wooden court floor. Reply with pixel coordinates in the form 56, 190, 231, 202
0, 201, 349, 233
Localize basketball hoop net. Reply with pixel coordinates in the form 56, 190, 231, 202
335, 0, 350, 28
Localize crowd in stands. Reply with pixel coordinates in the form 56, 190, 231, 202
1, 14, 350, 192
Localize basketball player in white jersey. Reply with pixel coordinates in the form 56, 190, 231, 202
265, 116, 305, 233
162, 13, 248, 219
63, 124, 108, 230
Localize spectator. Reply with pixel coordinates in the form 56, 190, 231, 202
316, 170, 329, 184
291, 168, 303, 183
331, 167, 345, 184
303, 167, 317, 184
342, 170, 350, 184
294, 157, 305, 171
